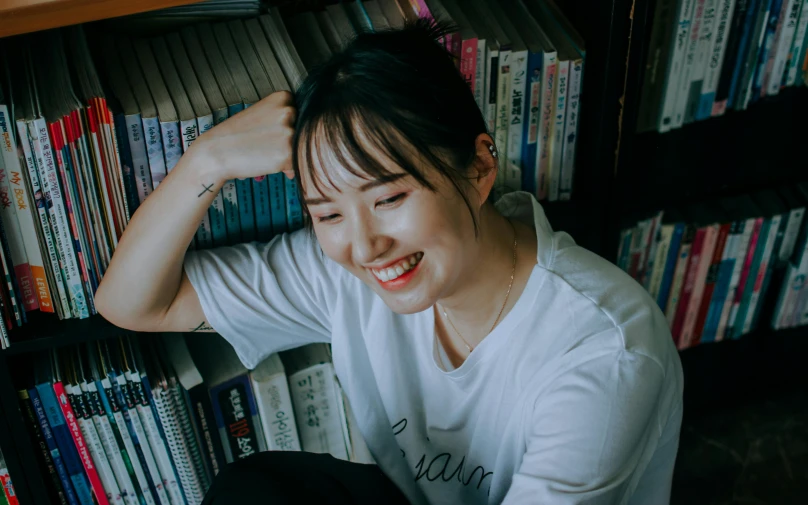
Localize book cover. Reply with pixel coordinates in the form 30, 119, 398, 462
250, 353, 302, 452
209, 374, 266, 463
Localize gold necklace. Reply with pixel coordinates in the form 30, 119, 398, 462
440, 220, 518, 354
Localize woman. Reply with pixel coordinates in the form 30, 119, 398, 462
97, 20, 683, 505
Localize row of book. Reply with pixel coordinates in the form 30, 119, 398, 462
618, 182, 808, 350
0, 0, 587, 339
17, 334, 368, 505
0, 448, 19, 505
638, 0, 808, 133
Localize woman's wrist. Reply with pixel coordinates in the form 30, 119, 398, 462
182, 136, 230, 188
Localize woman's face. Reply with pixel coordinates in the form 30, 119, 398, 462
301, 139, 480, 315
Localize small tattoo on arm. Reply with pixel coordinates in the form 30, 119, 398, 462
198, 183, 215, 197
191, 321, 214, 332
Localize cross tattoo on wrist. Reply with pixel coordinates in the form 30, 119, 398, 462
198, 183, 215, 197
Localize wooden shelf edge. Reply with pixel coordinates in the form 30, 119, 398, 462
3, 313, 134, 355
0, 0, 203, 38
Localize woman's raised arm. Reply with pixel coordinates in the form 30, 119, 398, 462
95, 91, 296, 332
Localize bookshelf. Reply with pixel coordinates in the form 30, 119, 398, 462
0, 0, 805, 503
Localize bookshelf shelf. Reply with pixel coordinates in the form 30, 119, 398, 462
2, 313, 132, 356
0, 0, 202, 38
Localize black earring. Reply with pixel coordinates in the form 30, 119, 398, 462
488, 144, 498, 159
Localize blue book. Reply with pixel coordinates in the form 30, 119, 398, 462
657, 222, 685, 311
209, 374, 265, 463
521, 51, 543, 195
284, 176, 304, 231
35, 383, 94, 505
727, 0, 764, 108
28, 388, 80, 505
253, 177, 272, 242
113, 111, 140, 217
223, 103, 245, 244
701, 222, 741, 342
749, 0, 785, 104
730, 218, 771, 338
268, 173, 287, 236
236, 179, 257, 242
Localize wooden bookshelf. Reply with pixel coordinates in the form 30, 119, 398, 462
0, 0, 202, 38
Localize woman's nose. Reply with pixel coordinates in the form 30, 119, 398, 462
351, 217, 391, 265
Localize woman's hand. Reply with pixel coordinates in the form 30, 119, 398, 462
191, 90, 297, 183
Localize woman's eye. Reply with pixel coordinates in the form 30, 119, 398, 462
377, 194, 405, 207
317, 214, 341, 223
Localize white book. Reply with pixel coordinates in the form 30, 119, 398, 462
0, 105, 53, 312
548, 60, 569, 201
785, 0, 808, 85
68, 383, 124, 505
699, 0, 737, 117
250, 353, 302, 452
16, 119, 70, 317
29, 118, 88, 318
779, 206, 806, 262
560, 60, 582, 200
660, 0, 698, 132
81, 379, 140, 505
682, 0, 718, 124
767, 0, 802, 95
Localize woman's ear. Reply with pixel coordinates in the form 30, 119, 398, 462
469, 133, 499, 205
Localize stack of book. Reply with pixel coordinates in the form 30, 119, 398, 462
638, 0, 808, 133
618, 182, 808, 349
16, 335, 366, 505
0, 448, 19, 505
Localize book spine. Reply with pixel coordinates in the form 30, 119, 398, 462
234, 179, 256, 242
169, 384, 210, 493
548, 60, 569, 201
251, 372, 302, 452
0, 466, 18, 505
473, 39, 486, 114
113, 373, 170, 505
521, 52, 542, 196
152, 386, 203, 504
36, 383, 94, 504
98, 377, 156, 505
767, 0, 802, 93
160, 121, 183, 175
29, 388, 80, 505
698, 0, 737, 119
253, 177, 272, 242
30, 118, 87, 318
740, 0, 777, 109
460, 37, 478, 97
536, 51, 557, 199
685, 0, 719, 124
0, 143, 36, 311
771, 263, 796, 328
124, 114, 153, 205
658, 223, 686, 310
648, 225, 675, 300
18, 389, 69, 504
54, 382, 110, 505
188, 385, 225, 478
222, 179, 240, 244
778, 207, 806, 262
505, 50, 528, 192
681, 225, 720, 347
702, 223, 739, 341
673, 0, 707, 128
67, 384, 123, 505
141, 117, 167, 189
0, 217, 22, 327
746, 214, 783, 330
757, 0, 788, 97
50, 121, 95, 317
726, 0, 763, 109
1, 108, 53, 312
113, 112, 140, 220
734, 218, 771, 337
717, 217, 756, 338
559, 59, 582, 201
268, 173, 287, 236
784, 0, 808, 84
671, 227, 706, 342
82, 381, 140, 505
726, 217, 763, 337
85, 103, 123, 248
289, 364, 350, 461
713, 0, 751, 114
209, 375, 264, 463
128, 372, 184, 505
180, 119, 213, 251
17, 120, 70, 316
485, 50, 499, 135
494, 48, 512, 189
637, 0, 678, 132
692, 223, 731, 344
660, 0, 698, 130
285, 176, 303, 231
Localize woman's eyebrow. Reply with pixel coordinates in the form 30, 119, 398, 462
305, 173, 410, 206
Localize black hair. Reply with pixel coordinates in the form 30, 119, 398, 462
292, 18, 490, 232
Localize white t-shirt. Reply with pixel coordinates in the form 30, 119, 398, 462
184, 191, 684, 505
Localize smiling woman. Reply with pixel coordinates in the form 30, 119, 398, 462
95, 18, 684, 505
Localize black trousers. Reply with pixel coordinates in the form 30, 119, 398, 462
201, 451, 411, 504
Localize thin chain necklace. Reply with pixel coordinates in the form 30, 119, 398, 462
440, 220, 518, 354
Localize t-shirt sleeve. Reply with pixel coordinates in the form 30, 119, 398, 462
183, 229, 339, 369
502, 350, 675, 505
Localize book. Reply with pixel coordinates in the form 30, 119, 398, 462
249, 353, 302, 452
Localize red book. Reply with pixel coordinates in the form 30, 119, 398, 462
0, 465, 19, 505
691, 222, 731, 346
53, 382, 110, 505
671, 227, 706, 346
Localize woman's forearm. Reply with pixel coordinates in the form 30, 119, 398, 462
95, 142, 224, 329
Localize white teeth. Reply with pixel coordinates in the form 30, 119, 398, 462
370, 253, 423, 282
